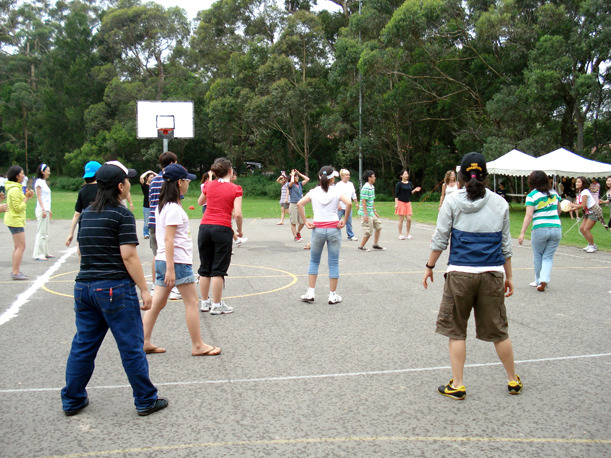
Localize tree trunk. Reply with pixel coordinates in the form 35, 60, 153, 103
156, 53, 164, 100
22, 106, 29, 175
575, 108, 585, 152
303, 119, 309, 176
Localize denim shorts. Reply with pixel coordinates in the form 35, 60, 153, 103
8, 226, 25, 235
155, 261, 197, 286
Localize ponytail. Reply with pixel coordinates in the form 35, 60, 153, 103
459, 169, 488, 201
318, 165, 337, 192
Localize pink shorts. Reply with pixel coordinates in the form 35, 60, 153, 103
395, 201, 412, 216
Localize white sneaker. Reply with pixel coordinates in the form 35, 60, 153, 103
585, 245, 597, 253
169, 287, 182, 300
210, 301, 234, 315
349, 236, 358, 241
399, 235, 406, 240
529, 281, 538, 287
583, 245, 591, 251
328, 292, 342, 304
200, 298, 211, 312
235, 236, 248, 246
301, 290, 315, 302
406, 234, 413, 240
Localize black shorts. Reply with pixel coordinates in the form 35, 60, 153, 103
197, 224, 234, 277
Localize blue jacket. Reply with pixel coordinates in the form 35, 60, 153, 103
431, 188, 512, 266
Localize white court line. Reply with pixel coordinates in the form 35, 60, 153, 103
1, 352, 609, 394
0, 247, 78, 327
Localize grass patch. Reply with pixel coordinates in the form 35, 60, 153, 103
22, 191, 610, 251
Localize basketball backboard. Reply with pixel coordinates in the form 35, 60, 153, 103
137, 101, 194, 139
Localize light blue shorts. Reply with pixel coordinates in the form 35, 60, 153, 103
154, 261, 196, 286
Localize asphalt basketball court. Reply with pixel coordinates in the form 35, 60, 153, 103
0, 217, 609, 456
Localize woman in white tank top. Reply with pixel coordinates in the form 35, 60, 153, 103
439, 170, 459, 209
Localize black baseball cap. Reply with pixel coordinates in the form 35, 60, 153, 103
162, 163, 197, 182
95, 160, 137, 189
460, 152, 487, 178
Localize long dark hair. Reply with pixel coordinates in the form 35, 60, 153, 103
7, 165, 23, 182
318, 166, 335, 192
158, 180, 181, 212
89, 184, 122, 213
458, 167, 488, 201
528, 171, 551, 195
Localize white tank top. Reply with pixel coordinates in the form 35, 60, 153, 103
445, 184, 458, 195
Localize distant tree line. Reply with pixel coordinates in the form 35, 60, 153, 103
1, 0, 609, 194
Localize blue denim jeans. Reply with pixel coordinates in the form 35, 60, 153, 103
143, 207, 150, 237
531, 226, 562, 285
309, 227, 342, 278
337, 209, 354, 238
61, 280, 158, 412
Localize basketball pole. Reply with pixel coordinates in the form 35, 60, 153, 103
163, 138, 168, 153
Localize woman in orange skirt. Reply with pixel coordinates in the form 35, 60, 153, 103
395, 170, 421, 239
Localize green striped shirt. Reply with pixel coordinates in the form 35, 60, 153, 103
359, 183, 375, 216
525, 189, 561, 229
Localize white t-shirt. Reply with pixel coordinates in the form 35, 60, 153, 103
307, 186, 341, 223
334, 180, 356, 210
577, 189, 595, 210
155, 202, 193, 264
34, 178, 51, 212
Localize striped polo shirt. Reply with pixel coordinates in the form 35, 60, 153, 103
147, 173, 164, 228
358, 182, 375, 216
525, 189, 561, 229
76, 205, 139, 282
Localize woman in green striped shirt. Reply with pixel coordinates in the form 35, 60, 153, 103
518, 171, 562, 292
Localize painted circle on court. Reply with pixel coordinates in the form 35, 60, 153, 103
41, 264, 298, 300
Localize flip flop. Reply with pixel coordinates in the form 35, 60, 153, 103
193, 346, 221, 356
144, 346, 166, 354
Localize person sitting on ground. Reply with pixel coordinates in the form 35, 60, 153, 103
423, 152, 521, 400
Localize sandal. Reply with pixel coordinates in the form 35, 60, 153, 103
372, 245, 386, 250
193, 346, 221, 356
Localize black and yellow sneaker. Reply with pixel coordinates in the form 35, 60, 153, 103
438, 379, 466, 400
508, 374, 523, 395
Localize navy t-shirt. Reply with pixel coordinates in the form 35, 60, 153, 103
74, 183, 99, 213
76, 205, 139, 282
395, 181, 413, 203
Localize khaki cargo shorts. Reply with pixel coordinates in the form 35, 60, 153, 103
289, 203, 304, 225
435, 271, 509, 342
361, 215, 382, 237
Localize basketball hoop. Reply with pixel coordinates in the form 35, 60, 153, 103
157, 128, 174, 139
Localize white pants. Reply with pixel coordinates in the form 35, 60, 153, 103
33, 210, 50, 259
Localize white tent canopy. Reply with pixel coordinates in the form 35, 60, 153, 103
486, 147, 611, 178
487, 149, 539, 176
533, 148, 611, 178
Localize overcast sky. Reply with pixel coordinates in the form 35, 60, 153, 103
152, 0, 342, 20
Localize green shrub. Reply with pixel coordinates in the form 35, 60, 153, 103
50, 177, 86, 192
